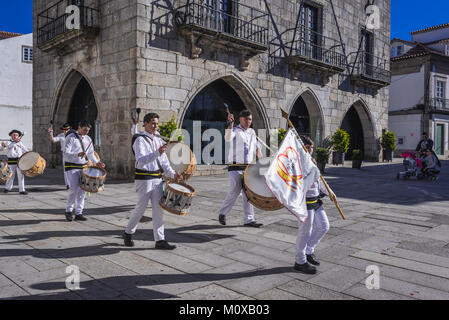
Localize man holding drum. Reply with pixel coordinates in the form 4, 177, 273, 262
0, 130, 29, 195
218, 109, 264, 228
124, 113, 182, 250
49, 123, 72, 189
63, 121, 105, 222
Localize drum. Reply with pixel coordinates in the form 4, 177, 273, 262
0, 160, 13, 183
18, 152, 47, 178
243, 157, 284, 211
79, 166, 107, 193
159, 182, 195, 216
165, 142, 196, 180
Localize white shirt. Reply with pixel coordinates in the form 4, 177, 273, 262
63, 133, 98, 165
133, 131, 175, 179
226, 125, 261, 164
53, 133, 67, 152
306, 178, 332, 198
1, 141, 28, 159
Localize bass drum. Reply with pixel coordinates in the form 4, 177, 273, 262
165, 142, 196, 180
0, 160, 13, 183
18, 152, 46, 178
243, 157, 284, 211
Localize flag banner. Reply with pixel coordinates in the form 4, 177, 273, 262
264, 130, 320, 222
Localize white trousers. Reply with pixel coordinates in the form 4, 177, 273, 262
65, 169, 87, 215
219, 171, 255, 224
62, 160, 69, 187
125, 179, 165, 242
5, 165, 25, 192
295, 206, 330, 264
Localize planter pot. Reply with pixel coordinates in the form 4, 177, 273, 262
383, 149, 394, 162
317, 162, 326, 174
332, 152, 345, 165
352, 159, 362, 169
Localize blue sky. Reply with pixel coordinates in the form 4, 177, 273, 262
0, 1, 448, 40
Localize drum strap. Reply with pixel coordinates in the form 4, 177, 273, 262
7, 158, 19, 165
132, 134, 164, 174
65, 162, 88, 171
135, 169, 163, 180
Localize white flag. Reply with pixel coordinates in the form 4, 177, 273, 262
264, 130, 321, 222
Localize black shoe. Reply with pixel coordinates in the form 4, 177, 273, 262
218, 214, 226, 226
74, 215, 87, 221
4, 189, 10, 193
306, 254, 320, 266
65, 212, 73, 222
155, 240, 176, 250
66, 185, 70, 190
20, 191, 28, 195
123, 232, 134, 247
294, 262, 317, 274
244, 221, 263, 228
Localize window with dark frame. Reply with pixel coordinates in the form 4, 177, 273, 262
299, 2, 321, 59
22, 46, 33, 63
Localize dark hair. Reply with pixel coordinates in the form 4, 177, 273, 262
78, 121, 92, 129
300, 135, 314, 146
238, 110, 252, 118
143, 113, 159, 123
422, 132, 427, 136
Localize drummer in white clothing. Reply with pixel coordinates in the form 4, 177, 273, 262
63, 121, 105, 222
124, 112, 182, 250
49, 123, 72, 189
1, 130, 29, 195
218, 109, 263, 228
294, 136, 337, 275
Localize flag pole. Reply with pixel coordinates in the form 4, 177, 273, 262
280, 108, 346, 220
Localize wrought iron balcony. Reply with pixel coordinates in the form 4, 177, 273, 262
175, 0, 269, 55
37, 0, 99, 52
349, 51, 391, 88
285, 26, 346, 77
430, 98, 449, 111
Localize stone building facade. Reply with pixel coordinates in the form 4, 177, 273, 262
33, 0, 391, 179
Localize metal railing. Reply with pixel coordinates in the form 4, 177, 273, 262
430, 98, 449, 110
37, 0, 99, 46
175, 0, 269, 47
285, 25, 346, 70
349, 51, 391, 84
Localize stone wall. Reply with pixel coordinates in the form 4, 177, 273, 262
33, 0, 391, 179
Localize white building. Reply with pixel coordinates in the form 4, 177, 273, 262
389, 23, 449, 157
0, 32, 33, 154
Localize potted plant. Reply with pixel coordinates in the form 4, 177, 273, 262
330, 129, 350, 165
315, 147, 329, 173
159, 115, 183, 142
381, 131, 396, 162
352, 149, 363, 169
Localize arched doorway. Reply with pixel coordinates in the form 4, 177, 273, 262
182, 78, 265, 164
67, 78, 98, 141
289, 90, 323, 145
341, 101, 377, 160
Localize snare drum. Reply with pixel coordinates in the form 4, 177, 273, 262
79, 166, 107, 193
243, 157, 284, 211
18, 152, 47, 178
159, 182, 195, 216
0, 160, 13, 183
165, 142, 196, 180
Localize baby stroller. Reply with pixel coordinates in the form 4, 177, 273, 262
397, 152, 424, 180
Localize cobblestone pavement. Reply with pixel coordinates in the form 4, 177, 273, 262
0, 159, 448, 300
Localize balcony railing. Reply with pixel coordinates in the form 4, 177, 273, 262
285, 26, 346, 71
430, 98, 449, 111
37, 0, 99, 47
349, 51, 391, 85
175, 0, 269, 49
